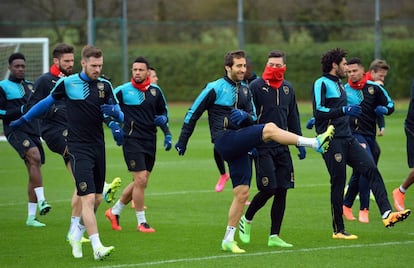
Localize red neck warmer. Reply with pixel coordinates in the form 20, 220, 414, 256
348, 72, 368, 90
50, 64, 65, 78
365, 71, 373, 81
131, 76, 151, 92
262, 65, 286, 89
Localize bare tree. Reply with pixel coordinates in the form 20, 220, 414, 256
0, 0, 412, 45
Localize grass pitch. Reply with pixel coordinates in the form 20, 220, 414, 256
0, 102, 413, 267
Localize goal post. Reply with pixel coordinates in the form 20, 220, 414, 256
0, 37, 49, 82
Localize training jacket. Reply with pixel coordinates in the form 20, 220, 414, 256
250, 77, 302, 148
178, 76, 256, 145
345, 80, 394, 137
114, 82, 170, 141
312, 74, 352, 138
29, 71, 67, 135
405, 80, 414, 131
0, 76, 39, 137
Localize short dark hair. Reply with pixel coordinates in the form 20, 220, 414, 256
246, 57, 253, 67
134, 56, 150, 69
321, 48, 347, 73
8, 52, 25, 65
81, 45, 102, 60
52, 43, 74, 59
347, 57, 362, 66
268, 50, 286, 63
224, 50, 246, 68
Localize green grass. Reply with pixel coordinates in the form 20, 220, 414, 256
1, 102, 414, 267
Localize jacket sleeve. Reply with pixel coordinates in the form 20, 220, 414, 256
287, 88, 302, 136
313, 80, 344, 120
157, 87, 172, 136
0, 87, 25, 121
177, 87, 216, 145
377, 84, 395, 116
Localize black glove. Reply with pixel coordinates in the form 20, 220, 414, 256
306, 117, 315, 129
297, 146, 306, 160
9, 116, 28, 130
230, 109, 248, 125
248, 148, 258, 158
164, 134, 172, 151
175, 142, 187, 156
109, 122, 124, 146
101, 98, 122, 118
374, 106, 388, 116
342, 105, 362, 117
154, 115, 168, 126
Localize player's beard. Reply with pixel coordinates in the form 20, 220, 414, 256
60, 67, 73, 76
134, 77, 146, 84
86, 69, 100, 80
337, 68, 346, 79
229, 70, 244, 82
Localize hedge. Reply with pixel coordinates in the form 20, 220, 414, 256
91, 39, 414, 101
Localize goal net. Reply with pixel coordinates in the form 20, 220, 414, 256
0, 38, 49, 139
0, 38, 49, 82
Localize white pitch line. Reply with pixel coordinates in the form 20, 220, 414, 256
0, 189, 217, 207
0, 180, 403, 207
91, 240, 414, 268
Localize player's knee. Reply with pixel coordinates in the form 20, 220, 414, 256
238, 191, 249, 203
234, 185, 249, 202
95, 194, 103, 207
81, 194, 96, 209
264, 122, 277, 130
24, 148, 42, 166
134, 176, 148, 188
262, 122, 277, 141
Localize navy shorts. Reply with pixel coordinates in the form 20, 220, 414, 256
405, 126, 414, 168
254, 146, 294, 191
7, 130, 45, 164
214, 124, 264, 188
122, 137, 155, 172
68, 143, 106, 196
42, 127, 69, 164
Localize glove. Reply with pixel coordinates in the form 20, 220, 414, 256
374, 105, 388, 116
297, 146, 306, 160
306, 117, 315, 129
248, 148, 258, 159
9, 116, 28, 130
342, 105, 362, 117
154, 115, 168, 126
101, 98, 121, 118
230, 109, 248, 125
109, 122, 124, 146
164, 134, 172, 151
175, 142, 187, 156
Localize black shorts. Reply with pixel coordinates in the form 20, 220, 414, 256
122, 137, 155, 172
214, 125, 264, 188
254, 146, 294, 191
68, 143, 106, 196
7, 130, 45, 164
405, 126, 414, 168
42, 127, 69, 164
